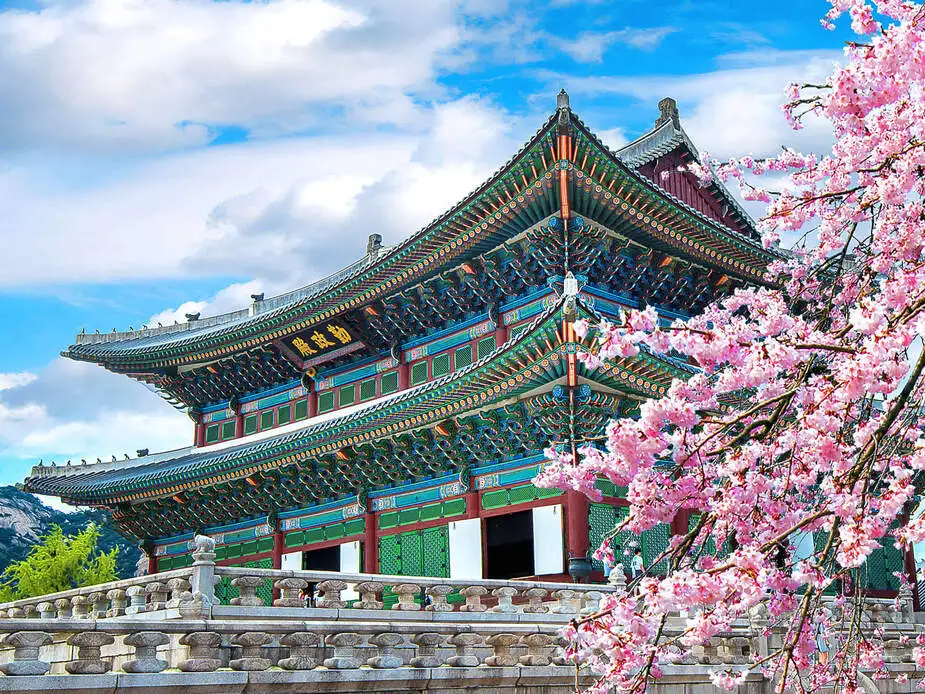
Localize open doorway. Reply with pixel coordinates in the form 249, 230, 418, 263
485, 509, 535, 579
301, 545, 340, 571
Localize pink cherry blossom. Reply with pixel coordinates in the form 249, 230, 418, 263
534, 1, 925, 690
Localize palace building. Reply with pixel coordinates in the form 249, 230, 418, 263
22, 93, 908, 595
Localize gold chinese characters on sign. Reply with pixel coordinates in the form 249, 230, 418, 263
285, 321, 355, 359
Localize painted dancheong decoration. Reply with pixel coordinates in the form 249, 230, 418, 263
22, 92, 902, 594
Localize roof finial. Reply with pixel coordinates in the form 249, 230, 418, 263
656, 97, 681, 128
557, 89, 570, 111
367, 233, 382, 258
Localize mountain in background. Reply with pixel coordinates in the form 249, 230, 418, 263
0, 485, 141, 581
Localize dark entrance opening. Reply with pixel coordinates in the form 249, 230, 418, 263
301, 545, 340, 571
485, 510, 534, 579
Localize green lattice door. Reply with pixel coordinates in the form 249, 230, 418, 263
215, 557, 274, 606
589, 502, 670, 575
378, 526, 450, 578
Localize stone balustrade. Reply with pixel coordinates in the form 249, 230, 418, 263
0, 617, 571, 675
0, 566, 616, 622
0, 567, 196, 620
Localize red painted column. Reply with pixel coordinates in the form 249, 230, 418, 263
307, 381, 318, 419
194, 419, 206, 448
398, 360, 410, 390
364, 510, 378, 574
565, 491, 590, 564
235, 412, 244, 440
466, 488, 480, 519
143, 541, 158, 575
272, 528, 284, 570
495, 323, 509, 347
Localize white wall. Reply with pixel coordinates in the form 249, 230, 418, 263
280, 550, 302, 570
449, 517, 482, 579
532, 504, 564, 575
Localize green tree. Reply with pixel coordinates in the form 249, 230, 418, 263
0, 523, 118, 601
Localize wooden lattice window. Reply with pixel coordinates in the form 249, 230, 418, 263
338, 384, 356, 408
204, 424, 220, 444
277, 404, 291, 426
477, 336, 496, 360
380, 371, 399, 394
359, 378, 377, 401
318, 391, 335, 413
293, 399, 309, 421
243, 415, 258, 435
259, 410, 274, 431
410, 361, 429, 386
454, 345, 473, 370
221, 420, 236, 440
431, 353, 450, 378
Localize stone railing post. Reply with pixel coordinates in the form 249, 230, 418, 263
523, 588, 548, 613
22, 605, 38, 619
107, 589, 127, 618
411, 633, 444, 667
178, 631, 223, 672
492, 587, 519, 613
279, 632, 320, 670
368, 632, 404, 668
426, 584, 454, 612
391, 583, 422, 611
0, 632, 53, 675
125, 585, 148, 615
54, 597, 72, 619
447, 632, 483, 666
88, 591, 109, 618
580, 590, 604, 616
316, 580, 348, 609
71, 595, 90, 618
230, 632, 272, 671
166, 577, 192, 608
189, 535, 217, 608
485, 633, 518, 666
123, 632, 170, 673
355, 581, 385, 610
459, 586, 488, 612
519, 633, 554, 665
65, 632, 115, 674
551, 589, 581, 614
323, 632, 361, 669
145, 581, 168, 611
7, 607, 23, 619
36, 602, 54, 620
230, 576, 265, 607
273, 578, 308, 607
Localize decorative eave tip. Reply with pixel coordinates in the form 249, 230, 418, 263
656, 96, 681, 128
556, 89, 570, 111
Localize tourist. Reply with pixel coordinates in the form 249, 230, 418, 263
815, 619, 830, 665
631, 548, 644, 580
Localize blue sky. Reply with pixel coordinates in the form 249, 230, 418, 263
0, 0, 850, 490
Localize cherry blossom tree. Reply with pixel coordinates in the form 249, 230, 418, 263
536, 1, 925, 691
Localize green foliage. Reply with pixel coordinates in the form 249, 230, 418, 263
0, 523, 119, 601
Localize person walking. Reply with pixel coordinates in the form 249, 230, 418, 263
631, 547, 644, 580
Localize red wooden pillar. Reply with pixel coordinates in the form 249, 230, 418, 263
398, 360, 410, 390
495, 323, 508, 346
235, 412, 244, 440
143, 541, 158, 575
364, 509, 378, 574
565, 491, 590, 563
194, 419, 206, 448
271, 527, 284, 570
670, 510, 691, 539
465, 488, 480, 519
307, 384, 318, 419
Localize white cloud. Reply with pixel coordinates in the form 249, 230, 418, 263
554, 48, 841, 158
598, 127, 629, 151
0, 372, 37, 391
0, 358, 189, 485
554, 28, 676, 63
0, 0, 462, 153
